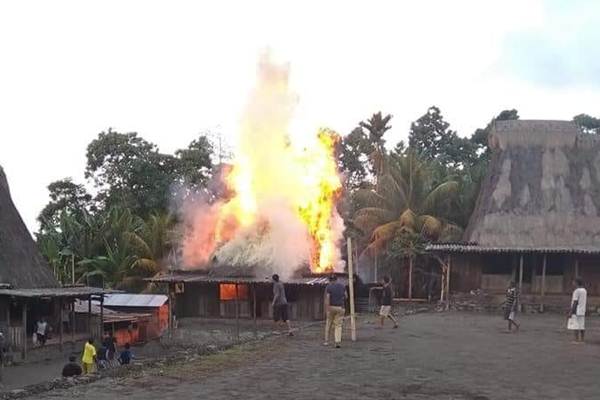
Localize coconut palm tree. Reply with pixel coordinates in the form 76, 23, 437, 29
352, 150, 462, 298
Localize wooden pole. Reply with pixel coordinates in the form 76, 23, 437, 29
99, 295, 104, 340
70, 300, 75, 344
518, 254, 524, 312
235, 283, 240, 342
408, 257, 413, 300
59, 297, 64, 352
87, 296, 92, 338
21, 302, 27, 360
374, 255, 378, 283
445, 255, 451, 310
347, 238, 356, 342
540, 254, 547, 313
167, 284, 173, 339
252, 283, 257, 338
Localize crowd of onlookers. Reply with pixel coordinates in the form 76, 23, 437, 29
62, 332, 133, 378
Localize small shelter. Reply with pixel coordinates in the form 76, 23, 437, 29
0, 165, 110, 359
428, 120, 600, 310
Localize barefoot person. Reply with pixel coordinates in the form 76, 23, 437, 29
504, 281, 520, 332
324, 274, 346, 348
81, 338, 97, 374
568, 278, 587, 343
380, 276, 398, 328
272, 274, 293, 336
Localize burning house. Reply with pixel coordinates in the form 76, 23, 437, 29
429, 120, 600, 311
152, 54, 349, 322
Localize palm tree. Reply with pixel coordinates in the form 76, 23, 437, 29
128, 212, 176, 276
352, 150, 462, 298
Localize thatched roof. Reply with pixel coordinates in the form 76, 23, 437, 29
463, 120, 600, 251
0, 165, 59, 288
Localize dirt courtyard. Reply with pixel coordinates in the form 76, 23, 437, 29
25, 312, 600, 400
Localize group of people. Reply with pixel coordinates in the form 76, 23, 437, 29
271, 273, 400, 349
503, 277, 587, 343
62, 332, 133, 378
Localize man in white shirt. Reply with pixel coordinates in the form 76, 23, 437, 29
568, 278, 587, 343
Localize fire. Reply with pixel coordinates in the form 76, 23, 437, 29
207, 53, 343, 273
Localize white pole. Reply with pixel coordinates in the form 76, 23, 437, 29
347, 238, 357, 342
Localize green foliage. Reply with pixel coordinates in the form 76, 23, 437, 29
38, 179, 93, 234
338, 127, 375, 190
574, 113, 600, 134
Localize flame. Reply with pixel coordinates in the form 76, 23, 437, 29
209, 53, 343, 273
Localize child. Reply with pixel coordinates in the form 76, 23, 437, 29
118, 343, 133, 365
503, 281, 520, 332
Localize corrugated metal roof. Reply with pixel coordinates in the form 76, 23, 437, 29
103, 293, 168, 308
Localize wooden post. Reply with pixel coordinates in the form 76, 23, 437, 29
235, 283, 240, 342
374, 255, 378, 283
347, 238, 356, 342
518, 254, 524, 312
70, 300, 75, 344
540, 254, 547, 313
408, 256, 413, 300
87, 296, 92, 337
21, 302, 27, 360
167, 284, 173, 338
445, 255, 451, 310
59, 297, 64, 352
252, 283, 257, 338
99, 295, 104, 340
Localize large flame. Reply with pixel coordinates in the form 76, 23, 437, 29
181, 53, 343, 274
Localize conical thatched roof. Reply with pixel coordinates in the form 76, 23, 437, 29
464, 120, 600, 250
0, 165, 59, 288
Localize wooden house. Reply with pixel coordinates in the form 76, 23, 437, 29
428, 120, 600, 310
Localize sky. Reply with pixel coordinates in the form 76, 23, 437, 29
1, 0, 599, 232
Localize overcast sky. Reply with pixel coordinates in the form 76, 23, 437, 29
1, 0, 599, 232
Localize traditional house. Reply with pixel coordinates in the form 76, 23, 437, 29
428, 120, 600, 311
150, 265, 347, 324
0, 165, 109, 359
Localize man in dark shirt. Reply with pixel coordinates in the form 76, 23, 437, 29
118, 343, 133, 365
379, 276, 399, 328
62, 355, 83, 378
103, 331, 117, 365
324, 274, 346, 348
272, 274, 293, 336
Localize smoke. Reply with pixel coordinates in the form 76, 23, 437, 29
175, 52, 344, 278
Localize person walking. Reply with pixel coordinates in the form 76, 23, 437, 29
272, 274, 293, 336
568, 278, 587, 343
81, 338, 97, 374
379, 276, 399, 328
324, 274, 346, 348
103, 331, 118, 365
504, 281, 520, 332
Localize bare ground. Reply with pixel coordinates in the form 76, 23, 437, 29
21, 312, 600, 400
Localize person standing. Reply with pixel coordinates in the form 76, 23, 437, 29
324, 274, 346, 348
504, 281, 520, 332
81, 338, 97, 374
118, 343, 133, 365
379, 276, 399, 328
568, 278, 587, 343
272, 274, 293, 336
103, 331, 118, 365
36, 318, 48, 346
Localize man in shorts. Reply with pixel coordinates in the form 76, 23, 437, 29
568, 277, 587, 343
504, 281, 520, 332
272, 274, 293, 336
379, 276, 398, 328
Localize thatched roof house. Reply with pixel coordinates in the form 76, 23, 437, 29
429, 120, 600, 309
0, 165, 58, 288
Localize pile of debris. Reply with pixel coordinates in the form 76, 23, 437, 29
448, 289, 499, 312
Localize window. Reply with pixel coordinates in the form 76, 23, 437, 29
219, 284, 249, 300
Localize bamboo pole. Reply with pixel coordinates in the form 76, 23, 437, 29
540, 254, 547, 313
347, 238, 356, 342
445, 256, 451, 310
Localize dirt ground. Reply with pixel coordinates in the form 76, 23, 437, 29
18, 312, 600, 400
